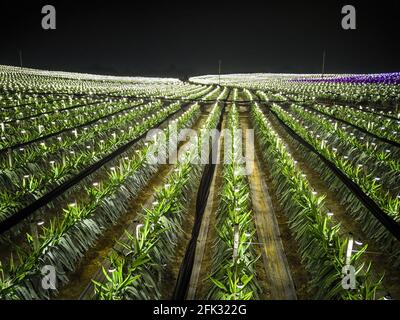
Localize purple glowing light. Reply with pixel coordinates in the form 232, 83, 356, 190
291, 73, 400, 85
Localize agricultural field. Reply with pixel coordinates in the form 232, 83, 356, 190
0, 65, 399, 300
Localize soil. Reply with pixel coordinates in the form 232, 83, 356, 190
240, 111, 297, 300
250, 105, 314, 299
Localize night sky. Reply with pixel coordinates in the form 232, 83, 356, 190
0, 1, 399, 77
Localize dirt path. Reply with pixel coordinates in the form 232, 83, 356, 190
240, 112, 297, 300
255, 142, 312, 299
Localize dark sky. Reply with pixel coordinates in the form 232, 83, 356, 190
0, 0, 399, 77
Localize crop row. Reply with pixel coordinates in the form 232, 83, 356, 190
251, 103, 381, 299
94, 102, 223, 300
207, 104, 261, 300
0, 100, 203, 299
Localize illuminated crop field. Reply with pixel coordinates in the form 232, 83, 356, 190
0, 66, 399, 301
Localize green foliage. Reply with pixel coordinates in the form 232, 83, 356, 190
207, 104, 261, 300
251, 102, 382, 300
94, 102, 223, 300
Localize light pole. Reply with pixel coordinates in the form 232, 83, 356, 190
218, 60, 222, 85
321, 50, 326, 79
19, 50, 23, 68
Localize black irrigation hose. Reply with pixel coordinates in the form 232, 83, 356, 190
1, 85, 239, 106
1, 96, 67, 110
253, 88, 399, 117
0, 87, 140, 98
0, 100, 149, 154
172, 91, 230, 300
269, 108, 400, 243
318, 100, 400, 122
302, 104, 400, 149
0, 87, 212, 103
4, 91, 235, 106
0, 89, 119, 100
0, 104, 191, 236
4, 98, 108, 124
0, 90, 219, 154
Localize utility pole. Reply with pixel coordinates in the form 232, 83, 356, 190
321, 50, 326, 78
19, 50, 23, 68
218, 60, 222, 85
